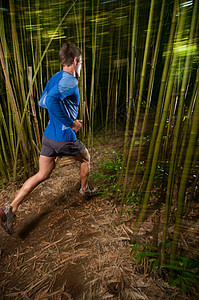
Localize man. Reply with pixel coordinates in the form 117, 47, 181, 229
0, 42, 97, 235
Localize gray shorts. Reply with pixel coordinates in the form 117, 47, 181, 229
40, 136, 86, 157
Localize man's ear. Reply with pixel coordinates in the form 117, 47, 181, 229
74, 57, 78, 65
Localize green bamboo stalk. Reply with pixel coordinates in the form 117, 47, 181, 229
19, 1, 28, 91
139, 0, 178, 192
177, 67, 199, 171
0, 103, 13, 164
122, 0, 156, 200
0, 154, 9, 182
0, 3, 24, 167
0, 110, 10, 173
132, 3, 186, 240
125, 6, 132, 115
0, 41, 27, 155
192, 130, 199, 169
88, 0, 100, 147
35, 0, 43, 96
163, 55, 181, 156
114, 0, 123, 132
187, 152, 199, 212
8, 99, 16, 163
127, 0, 166, 196
95, 15, 104, 130
28, 66, 41, 148
9, 0, 27, 108
75, 2, 84, 141
116, 0, 138, 202
9, 0, 36, 162
163, 82, 176, 157
83, 0, 89, 140
161, 0, 198, 259
73, 6, 80, 45
105, 23, 113, 135
0, 5, 15, 163
170, 84, 199, 265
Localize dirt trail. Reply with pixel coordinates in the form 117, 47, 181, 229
0, 137, 187, 299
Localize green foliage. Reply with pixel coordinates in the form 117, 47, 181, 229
90, 151, 122, 196
130, 242, 160, 265
126, 191, 142, 206
134, 135, 151, 146
130, 242, 199, 295
98, 151, 122, 172
123, 192, 142, 215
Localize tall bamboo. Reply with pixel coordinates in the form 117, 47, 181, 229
0, 103, 13, 165
83, 0, 89, 140
0, 42, 27, 155
170, 83, 199, 265
177, 67, 199, 171
127, 0, 166, 196
122, 0, 156, 199
114, 0, 123, 132
132, 4, 186, 240
28, 66, 41, 148
0, 104, 11, 176
116, 0, 138, 202
161, 0, 198, 259
139, 0, 178, 192
105, 21, 113, 136
0, 3, 15, 163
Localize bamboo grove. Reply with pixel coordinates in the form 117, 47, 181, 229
0, 0, 198, 277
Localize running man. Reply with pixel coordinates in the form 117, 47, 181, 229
0, 42, 97, 235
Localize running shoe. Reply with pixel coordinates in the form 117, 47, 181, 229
0, 205, 16, 235
79, 185, 98, 197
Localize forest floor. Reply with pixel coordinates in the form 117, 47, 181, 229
0, 132, 197, 299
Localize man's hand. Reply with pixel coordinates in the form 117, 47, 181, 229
71, 119, 82, 133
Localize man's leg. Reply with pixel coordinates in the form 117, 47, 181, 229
0, 155, 56, 234
71, 148, 97, 196
11, 155, 56, 213
79, 149, 90, 191
70, 148, 90, 191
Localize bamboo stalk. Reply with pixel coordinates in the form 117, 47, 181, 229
132, 3, 186, 240
0, 116, 10, 175
116, 0, 138, 203
177, 66, 199, 170
114, 0, 123, 132
139, 0, 178, 192
28, 66, 41, 148
88, 0, 100, 147
0, 0, 17, 162
0, 153, 9, 181
170, 81, 199, 265
105, 22, 113, 136
83, 0, 90, 139
0, 103, 13, 166
161, 0, 198, 259
122, 0, 156, 200
127, 0, 166, 197
0, 42, 28, 155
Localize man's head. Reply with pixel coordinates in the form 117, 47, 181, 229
59, 42, 82, 67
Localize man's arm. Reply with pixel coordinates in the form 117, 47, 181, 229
45, 85, 73, 128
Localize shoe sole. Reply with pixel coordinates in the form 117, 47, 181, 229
0, 210, 14, 235
79, 191, 99, 198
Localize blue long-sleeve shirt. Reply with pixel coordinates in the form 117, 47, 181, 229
39, 70, 80, 142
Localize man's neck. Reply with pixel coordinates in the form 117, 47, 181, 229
63, 65, 75, 77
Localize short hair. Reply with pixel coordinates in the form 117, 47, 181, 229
59, 42, 82, 67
